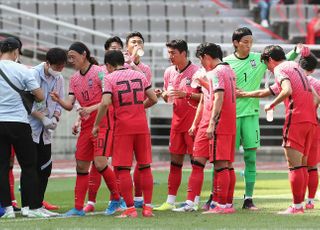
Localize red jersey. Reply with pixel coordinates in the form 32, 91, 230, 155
274, 61, 317, 124
123, 61, 152, 84
208, 63, 236, 135
69, 64, 108, 129
197, 86, 211, 131
104, 68, 151, 135
163, 61, 200, 132
307, 75, 320, 96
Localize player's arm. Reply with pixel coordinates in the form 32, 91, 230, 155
236, 88, 272, 98
170, 89, 201, 101
207, 91, 224, 139
311, 86, 320, 106
78, 102, 101, 118
189, 94, 204, 137
92, 93, 112, 137
265, 79, 292, 111
50, 93, 75, 111
144, 87, 158, 109
286, 43, 310, 61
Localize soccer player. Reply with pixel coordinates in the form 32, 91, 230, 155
92, 50, 158, 218
239, 45, 317, 214
83, 36, 125, 213
173, 43, 236, 214
154, 40, 201, 211
50, 42, 122, 216
213, 27, 301, 210
298, 53, 320, 209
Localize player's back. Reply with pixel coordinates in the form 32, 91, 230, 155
106, 68, 151, 135
275, 61, 316, 124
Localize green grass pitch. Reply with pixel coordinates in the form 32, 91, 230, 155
1, 170, 319, 229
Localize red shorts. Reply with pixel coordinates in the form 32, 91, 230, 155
209, 134, 235, 163
75, 127, 112, 161
193, 130, 210, 158
169, 130, 194, 155
112, 134, 152, 167
307, 125, 320, 166
282, 122, 316, 156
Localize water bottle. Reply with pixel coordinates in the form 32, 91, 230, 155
136, 48, 144, 57
167, 84, 174, 104
266, 109, 274, 122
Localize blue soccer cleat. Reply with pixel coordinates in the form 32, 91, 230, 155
105, 200, 120, 215
63, 208, 85, 217
0, 205, 5, 217
119, 198, 127, 210
134, 200, 143, 208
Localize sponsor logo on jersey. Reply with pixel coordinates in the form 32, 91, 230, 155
250, 60, 257, 68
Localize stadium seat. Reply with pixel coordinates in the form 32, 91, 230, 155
75, 1, 92, 18
2, 17, 20, 33
204, 18, 223, 34
168, 18, 186, 33
95, 17, 113, 32
112, 1, 130, 19
201, 2, 220, 17
288, 20, 306, 41
187, 18, 204, 34
187, 34, 204, 43
131, 18, 149, 34
130, 1, 148, 19
93, 1, 112, 19
184, 2, 202, 19
149, 18, 167, 32
77, 17, 94, 30
166, 2, 184, 19
20, 2, 37, 14
148, 1, 166, 19
269, 4, 288, 24
38, 1, 56, 18
287, 4, 306, 21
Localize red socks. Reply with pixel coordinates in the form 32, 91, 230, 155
187, 163, 204, 202
75, 172, 89, 210
227, 168, 236, 204
289, 167, 305, 204
9, 167, 15, 202
88, 164, 102, 203
213, 170, 218, 202
308, 169, 318, 199
215, 168, 230, 205
168, 162, 183, 196
139, 167, 153, 204
115, 169, 134, 207
100, 165, 120, 201
133, 164, 142, 197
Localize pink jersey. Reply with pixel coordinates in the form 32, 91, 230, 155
163, 62, 200, 132
123, 61, 152, 84
274, 61, 317, 124
197, 86, 211, 131
69, 64, 107, 129
104, 68, 151, 135
208, 63, 236, 135
307, 75, 320, 96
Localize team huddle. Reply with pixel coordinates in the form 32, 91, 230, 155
0, 27, 319, 218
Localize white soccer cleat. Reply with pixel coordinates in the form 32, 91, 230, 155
27, 208, 50, 218
1, 207, 15, 218
39, 207, 60, 217
172, 204, 195, 212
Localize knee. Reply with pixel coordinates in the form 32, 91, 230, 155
40, 162, 52, 178
93, 160, 107, 172
138, 164, 151, 171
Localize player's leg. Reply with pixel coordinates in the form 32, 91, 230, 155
133, 164, 143, 208
9, 148, 20, 211
84, 162, 102, 212
241, 116, 259, 210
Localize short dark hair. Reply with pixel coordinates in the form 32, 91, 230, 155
232, 27, 252, 42
104, 36, 123, 50
196, 42, 223, 61
0, 37, 22, 54
299, 53, 318, 71
126, 31, 144, 45
104, 50, 124, 67
166, 39, 188, 54
46, 48, 67, 65
260, 45, 286, 63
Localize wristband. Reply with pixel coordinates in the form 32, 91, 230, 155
270, 103, 275, 109
186, 92, 192, 100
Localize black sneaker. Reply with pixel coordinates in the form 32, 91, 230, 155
242, 198, 258, 211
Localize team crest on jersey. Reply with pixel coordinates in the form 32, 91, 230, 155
250, 60, 257, 68
88, 78, 93, 88
186, 78, 191, 86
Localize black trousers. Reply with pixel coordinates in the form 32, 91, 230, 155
0, 122, 41, 209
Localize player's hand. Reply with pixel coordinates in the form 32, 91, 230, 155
188, 125, 197, 137
78, 107, 90, 119
206, 124, 214, 139
169, 89, 186, 99
296, 43, 310, 57
50, 91, 60, 102
92, 125, 99, 137
154, 88, 163, 98
264, 103, 273, 112
72, 120, 81, 135
235, 88, 246, 98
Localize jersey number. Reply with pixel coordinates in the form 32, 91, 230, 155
81, 91, 89, 101
117, 79, 144, 106
243, 72, 247, 82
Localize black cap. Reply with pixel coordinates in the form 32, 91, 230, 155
0, 37, 23, 55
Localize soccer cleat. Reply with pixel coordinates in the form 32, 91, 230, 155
242, 198, 259, 211
153, 202, 176, 211
305, 202, 315, 210
277, 206, 304, 215
105, 200, 121, 215
21, 207, 29, 217
224, 206, 236, 214
12, 201, 21, 212
39, 208, 60, 217
142, 205, 154, 217
172, 203, 195, 212
119, 198, 127, 211
202, 206, 226, 214
1, 207, 15, 218
202, 194, 213, 211
27, 208, 50, 218
83, 203, 95, 213
134, 199, 144, 208
193, 203, 199, 211
63, 208, 85, 217
116, 207, 138, 218
42, 201, 59, 210
0, 205, 5, 217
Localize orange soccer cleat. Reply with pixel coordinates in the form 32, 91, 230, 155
142, 205, 154, 217
116, 207, 138, 218
42, 201, 59, 210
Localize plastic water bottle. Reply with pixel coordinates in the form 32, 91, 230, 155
266, 110, 274, 122
136, 48, 144, 57
167, 84, 174, 104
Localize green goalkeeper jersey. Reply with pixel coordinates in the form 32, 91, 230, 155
224, 50, 298, 118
